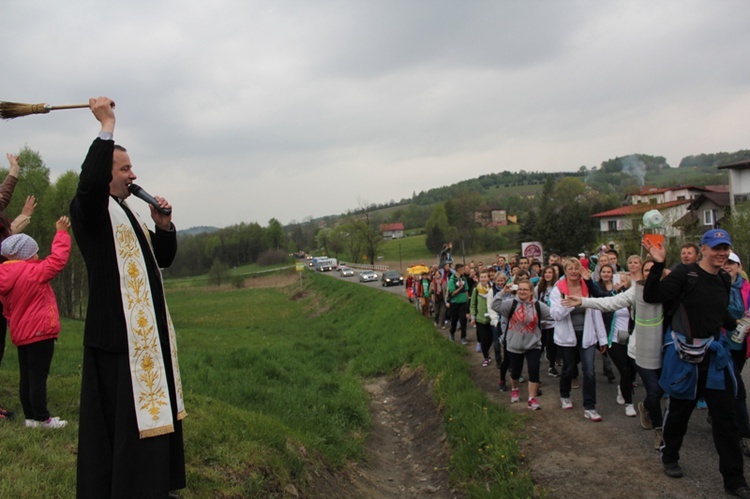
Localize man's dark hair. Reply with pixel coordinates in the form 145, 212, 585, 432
606, 249, 619, 258
681, 243, 699, 253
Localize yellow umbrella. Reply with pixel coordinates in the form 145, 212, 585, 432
406, 265, 430, 276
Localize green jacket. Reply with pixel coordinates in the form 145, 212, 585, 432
470, 287, 490, 324
448, 274, 468, 304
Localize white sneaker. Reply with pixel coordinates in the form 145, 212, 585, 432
625, 404, 637, 417
25, 419, 40, 428
616, 386, 625, 405
561, 397, 573, 410
584, 409, 602, 422
41, 417, 67, 429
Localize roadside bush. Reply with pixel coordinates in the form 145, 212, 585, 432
257, 249, 291, 266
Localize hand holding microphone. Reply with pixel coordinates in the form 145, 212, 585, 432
128, 183, 172, 215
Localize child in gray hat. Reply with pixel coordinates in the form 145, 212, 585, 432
0, 216, 71, 429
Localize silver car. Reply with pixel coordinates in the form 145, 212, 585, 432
358, 270, 378, 282
340, 266, 355, 277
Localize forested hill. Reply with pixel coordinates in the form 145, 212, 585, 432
404, 149, 745, 211
679, 150, 750, 168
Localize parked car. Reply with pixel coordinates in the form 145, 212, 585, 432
381, 270, 404, 287
340, 266, 354, 277
358, 270, 378, 282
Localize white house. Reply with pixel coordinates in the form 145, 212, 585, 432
592, 185, 729, 237
380, 223, 404, 239
591, 200, 691, 237
718, 159, 750, 208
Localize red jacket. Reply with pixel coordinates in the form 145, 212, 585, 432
0, 230, 70, 346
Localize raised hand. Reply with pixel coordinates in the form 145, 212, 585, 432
642, 237, 666, 263
55, 216, 71, 231
21, 195, 36, 217
6, 153, 20, 177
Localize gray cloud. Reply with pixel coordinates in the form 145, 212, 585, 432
1, 0, 749, 228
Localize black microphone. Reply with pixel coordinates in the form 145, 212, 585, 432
127, 184, 172, 215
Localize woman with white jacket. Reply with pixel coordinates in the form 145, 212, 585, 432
550, 258, 608, 421
563, 260, 665, 448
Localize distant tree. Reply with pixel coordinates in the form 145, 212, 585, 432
327, 226, 345, 258
519, 209, 537, 242
535, 176, 597, 255
47, 171, 85, 318
424, 204, 449, 253
723, 202, 750, 266
444, 189, 483, 252
426, 225, 445, 255
346, 201, 384, 264
679, 150, 750, 168
334, 222, 363, 263
208, 258, 230, 286
266, 218, 284, 250
315, 227, 333, 255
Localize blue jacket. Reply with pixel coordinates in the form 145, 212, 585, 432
660, 329, 736, 399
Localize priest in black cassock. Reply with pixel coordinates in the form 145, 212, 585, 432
71, 97, 186, 498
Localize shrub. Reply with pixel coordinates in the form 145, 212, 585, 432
257, 249, 292, 266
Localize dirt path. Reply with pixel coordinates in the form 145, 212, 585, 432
306, 368, 454, 498
455, 326, 747, 498
314, 274, 750, 497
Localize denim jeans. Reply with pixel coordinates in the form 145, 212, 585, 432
559, 336, 597, 409
636, 365, 663, 428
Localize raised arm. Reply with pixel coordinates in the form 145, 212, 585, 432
39, 216, 72, 282
576, 286, 636, 312
0, 154, 20, 211
72, 97, 118, 231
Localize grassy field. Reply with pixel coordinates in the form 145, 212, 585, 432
0, 269, 532, 497
375, 228, 520, 271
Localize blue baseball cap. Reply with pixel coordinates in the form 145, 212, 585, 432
701, 229, 732, 248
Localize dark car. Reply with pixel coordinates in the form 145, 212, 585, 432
381, 270, 404, 287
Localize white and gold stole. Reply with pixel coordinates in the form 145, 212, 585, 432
109, 197, 187, 438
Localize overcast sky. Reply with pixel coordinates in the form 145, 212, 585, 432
1, 1, 749, 229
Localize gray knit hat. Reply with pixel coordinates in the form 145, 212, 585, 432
1, 234, 39, 260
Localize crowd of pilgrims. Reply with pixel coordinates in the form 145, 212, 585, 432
403, 244, 750, 456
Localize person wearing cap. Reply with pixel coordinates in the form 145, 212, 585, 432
722, 251, 750, 457
644, 229, 750, 497
0, 217, 71, 430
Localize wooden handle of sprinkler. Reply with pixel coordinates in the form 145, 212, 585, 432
21, 103, 90, 115
48, 103, 92, 111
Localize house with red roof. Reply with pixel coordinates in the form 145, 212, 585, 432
380, 222, 404, 239
591, 185, 728, 237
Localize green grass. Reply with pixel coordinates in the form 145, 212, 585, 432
361, 226, 521, 269
0, 270, 533, 497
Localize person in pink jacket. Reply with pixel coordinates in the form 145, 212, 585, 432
0, 216, 71, 429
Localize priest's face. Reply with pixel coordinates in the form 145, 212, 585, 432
110, 148, 137, 199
